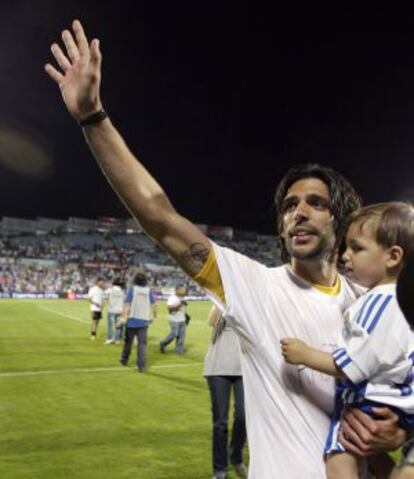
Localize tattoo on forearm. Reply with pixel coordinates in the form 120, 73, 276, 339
179, 243, 210, 271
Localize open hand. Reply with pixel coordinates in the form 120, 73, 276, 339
45, 20, 103, 122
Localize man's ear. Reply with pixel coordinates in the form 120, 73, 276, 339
386, 245, 404, 269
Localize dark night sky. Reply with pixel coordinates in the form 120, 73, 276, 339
1, 1, 414, 233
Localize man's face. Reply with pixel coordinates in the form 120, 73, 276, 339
281, 178, 336, 262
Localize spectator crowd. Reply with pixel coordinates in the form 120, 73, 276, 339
0, 231, 279, 295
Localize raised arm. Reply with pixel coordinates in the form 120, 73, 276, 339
45, 20, 211, 277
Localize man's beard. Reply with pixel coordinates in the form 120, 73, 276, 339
286, 234, 335, 262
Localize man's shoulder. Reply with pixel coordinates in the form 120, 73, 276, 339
213, 242, 281, 273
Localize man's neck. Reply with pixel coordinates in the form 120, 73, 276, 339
290, 258, 338, 287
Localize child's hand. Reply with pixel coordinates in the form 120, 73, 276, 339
280, 338, 309, 365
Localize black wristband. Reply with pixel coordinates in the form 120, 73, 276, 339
79, 109, 108, 127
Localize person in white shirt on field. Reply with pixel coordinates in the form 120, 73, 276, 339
87, 277, 105, 340
105, 278, 125, 344
46, 21, 407, 478
282, 202, 414, 479
159, 285, 188, 354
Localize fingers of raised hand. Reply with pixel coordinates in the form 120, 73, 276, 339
62, 29, 80, 63
50, 43, 72, 72
72, 19, 89, 57
90, 39, 102, 67
44, 63, 64, 84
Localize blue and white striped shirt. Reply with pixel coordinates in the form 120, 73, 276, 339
333, 283, 414, 413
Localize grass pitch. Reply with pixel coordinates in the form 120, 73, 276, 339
0, 299, 245, 479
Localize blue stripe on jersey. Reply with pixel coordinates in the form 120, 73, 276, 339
333, 348, 346, 360
361, 294, 383, 328
355, 294, 373, 324
405, 370, 414, 384
399, 384, 413, 397
366, 294, 393, 334
337, 356, 352, 369
356, 380, 368, 396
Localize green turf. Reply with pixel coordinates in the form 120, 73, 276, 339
0, 299, 244, 478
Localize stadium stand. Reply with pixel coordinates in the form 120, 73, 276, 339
0, 217, 281, 297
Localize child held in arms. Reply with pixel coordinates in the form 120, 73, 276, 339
281, 202, 414, 479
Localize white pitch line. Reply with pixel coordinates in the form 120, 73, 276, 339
35, 304, 89, 324
0, 362, 203, 378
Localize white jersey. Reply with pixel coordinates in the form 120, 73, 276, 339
334, 283, 414, 412
106, 285, 124, 314
167, 294, 186, 323
212, 244, 363, 479
88, 285, 104, 312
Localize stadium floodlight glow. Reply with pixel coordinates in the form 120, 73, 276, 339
0, 123, 53, 179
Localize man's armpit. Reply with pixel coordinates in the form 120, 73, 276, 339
193, 247, 225, 304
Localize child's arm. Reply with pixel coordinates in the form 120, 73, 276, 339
280, 338, 344, 378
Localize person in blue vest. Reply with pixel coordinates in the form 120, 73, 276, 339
119, 271, 157, 372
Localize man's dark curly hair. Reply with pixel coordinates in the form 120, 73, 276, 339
274, 164, 362, 263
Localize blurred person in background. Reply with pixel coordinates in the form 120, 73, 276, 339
119, 272, 156, 372
204, 305, 247, 479
87, 277, 105, 340
159, 285, 188, 354
105, 278, 125, 344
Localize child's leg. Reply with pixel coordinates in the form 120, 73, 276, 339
390, 466, 414, 479
326, 452, 359, 479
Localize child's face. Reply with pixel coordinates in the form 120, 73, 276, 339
342, 220, 389, 288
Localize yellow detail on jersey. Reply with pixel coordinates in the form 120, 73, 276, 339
194, 248, 226, 303
312, 276, 341, 296
194, 247, 339, 300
